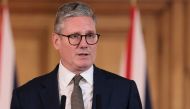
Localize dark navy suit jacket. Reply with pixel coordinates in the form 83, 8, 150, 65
11, 65, 142, 109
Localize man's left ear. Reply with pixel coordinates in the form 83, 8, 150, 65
51, 32, 60, 50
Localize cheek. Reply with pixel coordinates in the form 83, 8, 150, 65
91, 46, 97, 56
59, 43, 73, 58
62, 46, 74, 56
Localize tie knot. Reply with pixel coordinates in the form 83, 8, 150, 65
73, 75, 83, 85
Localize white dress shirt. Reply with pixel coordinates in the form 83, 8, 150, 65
58, 62, 93, 109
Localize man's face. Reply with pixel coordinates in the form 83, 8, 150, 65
52, 16, 97, 73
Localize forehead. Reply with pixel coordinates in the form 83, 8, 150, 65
61, 16, 96, 34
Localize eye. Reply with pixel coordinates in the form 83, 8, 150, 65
69, 34, 80, 39
86, 34, 96, 38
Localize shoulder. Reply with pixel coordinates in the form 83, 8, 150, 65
94, 66, 139, 98
94, 66, 136, 85
13, 65, 58, 94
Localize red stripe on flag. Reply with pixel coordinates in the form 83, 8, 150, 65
126, 6, 135, 79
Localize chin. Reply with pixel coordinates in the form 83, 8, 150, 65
76, 63, 92, 70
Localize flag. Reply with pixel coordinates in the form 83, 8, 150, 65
120, 5, 152, 109
0, 6, 15, 109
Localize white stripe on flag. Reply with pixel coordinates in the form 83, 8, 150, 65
0, 7, 15, 109
119, 7, 146, 109
131, 8, 146, 109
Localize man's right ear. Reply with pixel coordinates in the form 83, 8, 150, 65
52, 32, 60, 50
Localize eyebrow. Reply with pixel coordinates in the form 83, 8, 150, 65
68, 31, 96, 35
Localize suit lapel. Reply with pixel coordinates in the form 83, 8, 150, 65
39, 65, 60, 109
37, 65, 113, 109
92, 66, 113, 109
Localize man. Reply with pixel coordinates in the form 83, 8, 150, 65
11, 1, 142, 109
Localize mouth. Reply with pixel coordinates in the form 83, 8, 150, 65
77, 53, 89, 56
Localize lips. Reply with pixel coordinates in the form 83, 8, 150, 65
77, 53, 89, 56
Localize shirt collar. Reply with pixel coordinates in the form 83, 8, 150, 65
58, 62, 75, 86
58, 61, 94, 86
80, 65, 93, 85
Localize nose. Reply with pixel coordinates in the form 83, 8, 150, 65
78, 36, 88, 47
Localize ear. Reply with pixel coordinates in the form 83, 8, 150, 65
52, 32, 60, 50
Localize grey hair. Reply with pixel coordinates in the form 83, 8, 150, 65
54, 1, 96, 33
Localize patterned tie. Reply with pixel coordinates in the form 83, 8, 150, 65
71, 75, 84, 109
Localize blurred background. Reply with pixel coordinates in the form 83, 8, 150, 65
4, 0, 190, 109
